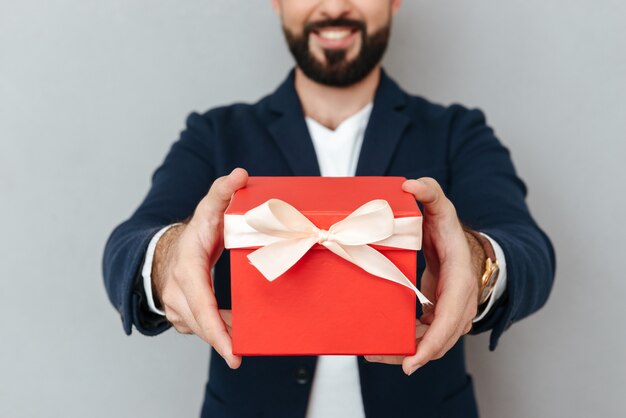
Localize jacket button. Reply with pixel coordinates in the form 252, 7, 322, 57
295, 366, 310, 385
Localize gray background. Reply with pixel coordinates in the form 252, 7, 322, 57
1, 0, 625, 417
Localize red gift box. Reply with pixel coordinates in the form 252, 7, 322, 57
224, 176, 424, 356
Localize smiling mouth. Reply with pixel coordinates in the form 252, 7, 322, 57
314, 27, 358, 40
310, 27, 360, 49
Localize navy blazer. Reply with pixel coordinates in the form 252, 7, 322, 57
103, 69, 555, 418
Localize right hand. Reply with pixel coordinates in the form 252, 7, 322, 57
152, 167, 248, 369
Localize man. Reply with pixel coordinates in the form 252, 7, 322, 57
103, 1, 555, 417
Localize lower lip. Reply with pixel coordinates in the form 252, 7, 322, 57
311, 30, 359, 49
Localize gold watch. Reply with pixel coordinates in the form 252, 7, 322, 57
467, 230, 500, 306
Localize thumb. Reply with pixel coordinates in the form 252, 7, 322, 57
196, 168, 248, 221
402, 177, 452, 218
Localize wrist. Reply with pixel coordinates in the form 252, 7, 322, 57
463, 228, 500, 306
152, 224, 185, 309
463, 229, 487, 289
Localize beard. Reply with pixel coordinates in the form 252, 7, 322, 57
283, 17, 391, 87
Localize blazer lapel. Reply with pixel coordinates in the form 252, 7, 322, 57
267, 71, 321, 176
266, 69, 410, 177
355, 70, 411, 176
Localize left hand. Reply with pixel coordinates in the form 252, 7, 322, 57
364, 178, 481, 376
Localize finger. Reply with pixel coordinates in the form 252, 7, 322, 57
434, 312, 477, 360
187, 293, 240, 368
162, 285, 196, 333
195, 168, 248, 222
420, 312, 435, 325
166, 310, 193, 335
162, 288, 201, 336
410, 281, 477, 369
165, 307, 194, 335
419, 268, 437, 323
402, 269, 467, 375
180, 267, 242, 369
174, 298, 203, 331
402, 178, 452, 219
365, 321, 429, 365
219, 309, 233, 337
416, 322, 429, 339
174, 324, 193, 335
175, 303, 210, 339
364, 355, 403, 365
219, 309, 233, 328
224, 323, 233, 338
420, 268, 437, 302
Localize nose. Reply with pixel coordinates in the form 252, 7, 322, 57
316, 0, 353, 20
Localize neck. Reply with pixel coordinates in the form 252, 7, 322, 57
295, 66, 381, 130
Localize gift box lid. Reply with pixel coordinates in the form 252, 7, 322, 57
225, 176, 421, 236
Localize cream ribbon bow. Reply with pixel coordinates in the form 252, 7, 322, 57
224, 199, 431, 305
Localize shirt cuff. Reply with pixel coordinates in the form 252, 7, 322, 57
141, 224, 179, 316
472, 233, 507, 323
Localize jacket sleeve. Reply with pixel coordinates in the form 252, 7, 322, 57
445, 105, 556, 350
102, 112, 218, 335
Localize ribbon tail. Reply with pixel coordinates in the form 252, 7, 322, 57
247, 236, 318, 281
327, 243, 432, 306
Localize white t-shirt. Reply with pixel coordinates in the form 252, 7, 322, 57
303, 104, 373, 418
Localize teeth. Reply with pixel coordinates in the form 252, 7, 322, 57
318, 29, 351, 40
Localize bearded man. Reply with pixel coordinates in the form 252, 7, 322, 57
103, 1, 555, 417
